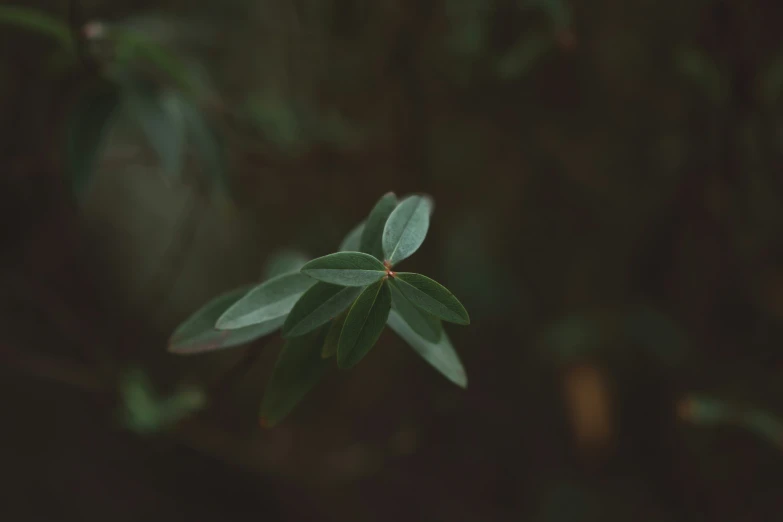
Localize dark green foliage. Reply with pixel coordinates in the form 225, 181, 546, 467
391, 273, 470, 325
10, 1, 783, 516
216, 272, 315, 330
119, 368, 206, 435
4, 5, 228, 195
680, 395, 783, 450
382, 195, 432, 265
387, 310, 467, 388
259, 327, 332, 427
389, 280, 442, 342
360, 192, 398, 260
337, 279, 392, 369
301, 252, 387, 286
178, 98, 228, 190
321, 311, 348, 359
124, 86, 187, 181
282, 282, 364, 338
168, 286, 284, 354
121, 83, 227, 190
169, 192, 470, 425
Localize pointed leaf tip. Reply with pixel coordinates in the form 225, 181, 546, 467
360, 192, 399, 260
387, 310, 467, 388
382, 195, 433, 265
392, 273, 470, 325
169, 286, 284, 354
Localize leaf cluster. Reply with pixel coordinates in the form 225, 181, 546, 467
0, 6, 225, 195
169, 193, 470, 426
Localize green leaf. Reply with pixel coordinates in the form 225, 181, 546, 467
382, 195, 433, 265
360, 192, 398, 259
301, 252, 387, 286
260, 327, 331, 427
391, 273, 470, 325
125, 87, 186, 181
0, 6, 72, 50
264, 249, 310, 279
169, 286, 282, 354
282, 282, 363, 338
387, 310, 467, 388
321, 311, 348, 358
119, 367, 206, 435
337, 279, 392, 368
118, 368, 159, 434
390, 281, 442, 342
66, 83, 121, 195
215, 272, 315, 330
339, 221, 365, 252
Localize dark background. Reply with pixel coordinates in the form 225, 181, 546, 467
3, 0, 783, 520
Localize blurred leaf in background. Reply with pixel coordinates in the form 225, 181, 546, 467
4, 0, 783, 520
124, 85, 187, 182
118, 367, 206, 435
264, 249, 310, 279
0, 5, 73, 51
260, 326, 331, 428
66, 82, 123, 195
680, 395, 783, 450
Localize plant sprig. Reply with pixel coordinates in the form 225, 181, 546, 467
169, 192, 470, 426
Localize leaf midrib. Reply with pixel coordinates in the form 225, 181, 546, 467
389, 279, 440, 339
345, 282, 384, 355
387, 199, 422, 263
226, 293, 301, 326
309, 268, 385, 275
290, 287, 354, 334
397, 274, 462, 318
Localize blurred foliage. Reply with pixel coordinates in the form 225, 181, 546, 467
680, 394, 783, 450
3, 0, 783, 520
118, 367, 206, 435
